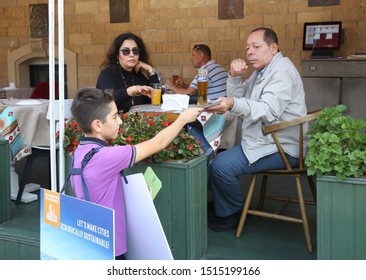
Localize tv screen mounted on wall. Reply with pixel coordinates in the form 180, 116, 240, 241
302, 21, 342, 59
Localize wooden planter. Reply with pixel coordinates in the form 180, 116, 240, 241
125, 154, 207, 260
0, 139, 11, 223
317, 175, 366, 260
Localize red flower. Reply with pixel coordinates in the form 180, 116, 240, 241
56, 117, 84, 155
110, 112, 203, 162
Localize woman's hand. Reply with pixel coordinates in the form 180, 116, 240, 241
135, 61, 154, 75
127, 85, 153, 98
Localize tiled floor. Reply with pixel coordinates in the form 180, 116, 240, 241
8, 156, 317, 260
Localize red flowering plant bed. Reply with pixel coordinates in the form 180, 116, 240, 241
58, 112, 204, 162
112, 112, 204, 163
57, 118, 84, 155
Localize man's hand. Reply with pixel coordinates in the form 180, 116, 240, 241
204, 97, 234, 114
230, 59, 249, 77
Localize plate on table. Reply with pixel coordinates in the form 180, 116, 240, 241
16, 99, 43, 105
3, 86, 16, 90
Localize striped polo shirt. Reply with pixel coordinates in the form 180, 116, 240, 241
190, 60, 228, 101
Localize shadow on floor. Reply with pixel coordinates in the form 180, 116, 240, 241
11, 156, 317, 260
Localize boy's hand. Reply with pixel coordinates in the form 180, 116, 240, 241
180, 107, 203, 123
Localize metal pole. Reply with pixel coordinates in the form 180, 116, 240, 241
48, 0, 57, 192
58, 0, 66, 192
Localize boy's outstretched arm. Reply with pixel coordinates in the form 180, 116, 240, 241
134, 107, 203, 163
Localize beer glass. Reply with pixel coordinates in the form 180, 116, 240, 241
151, 83, 162, 105
172, 69, 179, 86
197, 68, 208, 105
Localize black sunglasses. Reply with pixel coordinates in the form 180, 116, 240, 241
120, 48, 140, 56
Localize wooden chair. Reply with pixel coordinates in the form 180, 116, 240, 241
235, 110, 321, 252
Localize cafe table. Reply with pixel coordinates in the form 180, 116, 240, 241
0, 99, 50, 203
1, 98, 50, 151
2, 87, 34, 99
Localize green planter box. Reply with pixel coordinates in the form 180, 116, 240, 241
0, 139, 11, 223
125, 155, 207, 260
317, 175, 366, 260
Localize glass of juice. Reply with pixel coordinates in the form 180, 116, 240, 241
151, 83, 162, 105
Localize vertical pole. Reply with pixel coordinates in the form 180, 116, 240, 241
48, 0, 57, 192
58, 0, 66, 192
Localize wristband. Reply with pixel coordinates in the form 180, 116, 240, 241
149, 68, 157, 76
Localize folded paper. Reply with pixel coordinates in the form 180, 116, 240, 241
161, 94, 189, 111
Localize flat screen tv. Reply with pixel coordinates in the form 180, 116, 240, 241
302, 21, 342, 59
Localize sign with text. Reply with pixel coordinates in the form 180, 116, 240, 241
40, 189, 115, 260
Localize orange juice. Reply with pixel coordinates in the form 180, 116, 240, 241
151, 88, 162, 105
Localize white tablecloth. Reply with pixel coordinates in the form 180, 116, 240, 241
219, 112, 243, 150
4, 88, 34, 99
1, 99, 50, 151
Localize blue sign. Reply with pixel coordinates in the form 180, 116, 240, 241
40, 189, 114, 260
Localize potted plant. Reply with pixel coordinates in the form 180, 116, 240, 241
305, 104, 366, 260
114, 112, 207, 260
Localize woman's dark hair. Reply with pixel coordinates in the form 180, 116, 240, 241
251, 27, 279, 46
71, 88, 115, 134
100, 32, 150, 70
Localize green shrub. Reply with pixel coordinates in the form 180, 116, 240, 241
305, 104, 366, 180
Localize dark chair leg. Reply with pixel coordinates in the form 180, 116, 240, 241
15, 149, 50, 205
16, 154, 36, 204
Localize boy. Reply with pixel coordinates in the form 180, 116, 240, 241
69, 88, 203, 259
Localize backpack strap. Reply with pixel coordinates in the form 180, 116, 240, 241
61, 147, 101, 201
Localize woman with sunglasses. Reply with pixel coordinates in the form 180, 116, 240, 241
96, 32, 160, 113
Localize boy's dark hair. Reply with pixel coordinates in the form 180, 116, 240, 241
71, 88, 115, 134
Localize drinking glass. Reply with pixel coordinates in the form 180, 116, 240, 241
197, 69, 208, 105
151, 83, 162, 105
172, 70, 179, 86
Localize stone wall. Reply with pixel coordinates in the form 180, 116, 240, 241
0, 0, 365, 97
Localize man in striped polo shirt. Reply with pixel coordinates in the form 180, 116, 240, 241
166, 44, 228, 103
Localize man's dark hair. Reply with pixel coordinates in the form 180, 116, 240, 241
251, 27, 279, 46
193, 44, 212, 60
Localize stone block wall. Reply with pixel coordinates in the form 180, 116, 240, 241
0, 0, 365, 97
